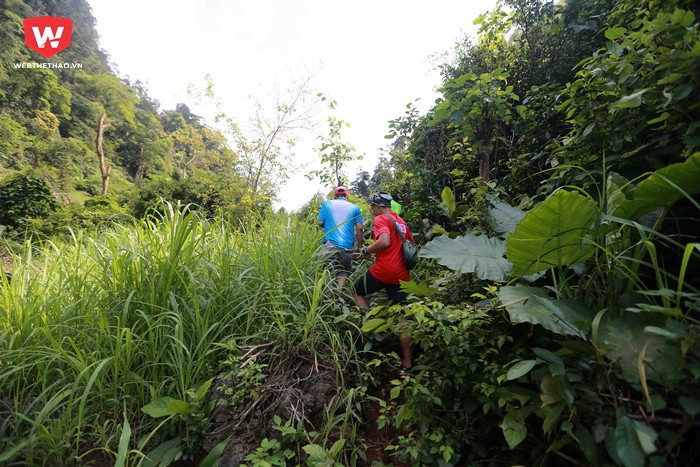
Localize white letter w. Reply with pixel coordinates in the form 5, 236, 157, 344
32, 26, 64, 49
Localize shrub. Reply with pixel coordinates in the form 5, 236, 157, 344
0, 170, 58, 232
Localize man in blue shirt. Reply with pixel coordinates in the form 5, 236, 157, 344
317, 186, 364, 289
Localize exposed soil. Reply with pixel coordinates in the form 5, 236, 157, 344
363, 366, 411, 467
363, 333, 415, 467
204, 344, 340, 466
202, 338, 416, 466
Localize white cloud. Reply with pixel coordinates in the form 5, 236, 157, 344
88, 0, 497, 210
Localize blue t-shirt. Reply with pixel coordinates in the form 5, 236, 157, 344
318, 198, 363, 250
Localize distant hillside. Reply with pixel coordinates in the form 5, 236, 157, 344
0, 0, 256, 236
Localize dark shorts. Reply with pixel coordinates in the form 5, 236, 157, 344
353, 271, 407, 305
324, 244, 353, 277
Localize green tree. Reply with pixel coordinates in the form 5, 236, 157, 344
0, 0, 255, 230
0, 170, 58, 231
0, 115, 28, 168
431, 68, 520, 184
381, 0, 623, 224
0, 67, 71, 134
239, 78, 319, 197
188, 74, 320, 212
161, 109, 187, 133
350, 169, 370, 198
548, 0, 700, 184
169, 124, 206, 179
117, 109, 170, 183
306, 97, 361, 188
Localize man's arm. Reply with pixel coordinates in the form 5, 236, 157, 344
364, 216, 390, 255
354, 222, 364, 251
366, 232, 390, 255
317, 201, 327, 229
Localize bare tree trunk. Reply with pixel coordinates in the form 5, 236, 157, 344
96, 113, 112, 195
478, 140, 490, 186
135, 163, 145, 184
335, 154, 342, 187
249, 75, 313, 194
252, 127, 281, 194
252, 156, 265, 193
183, 151, 198, 179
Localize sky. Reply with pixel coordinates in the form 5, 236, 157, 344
88, 0, 499, 211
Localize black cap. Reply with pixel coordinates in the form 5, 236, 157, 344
369, 192, 392, 207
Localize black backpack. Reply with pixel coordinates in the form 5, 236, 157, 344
383, 214, 419, 270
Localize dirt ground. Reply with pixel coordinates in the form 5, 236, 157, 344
204, 341, 411, 466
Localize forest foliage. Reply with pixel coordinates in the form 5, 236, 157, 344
1, 0, 699, 465
0, 0, 311, 239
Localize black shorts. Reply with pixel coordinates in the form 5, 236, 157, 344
324, 244, 353, 277
353, 271, 407, 305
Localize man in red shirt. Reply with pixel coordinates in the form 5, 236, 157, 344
353, 191, 415, 367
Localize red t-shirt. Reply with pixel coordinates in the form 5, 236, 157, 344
370, 213, 415, 285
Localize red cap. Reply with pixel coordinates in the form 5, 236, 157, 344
334, 186, 348, 196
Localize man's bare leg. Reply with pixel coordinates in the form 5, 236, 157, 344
338, 275, 348, 289
352, 291, 370, 309
400, 334, 413, 368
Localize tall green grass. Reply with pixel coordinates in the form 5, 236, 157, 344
0, 204, 362, 464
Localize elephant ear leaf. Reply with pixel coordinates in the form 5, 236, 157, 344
613, 152, 700, 221
499, 285, 592, 338
507, 190, 598, 277
419, 234, 512, 282
488, 200, 526, 237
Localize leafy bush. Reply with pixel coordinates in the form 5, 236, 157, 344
364, 300, 530, 465
407, 153, 700, 465
0, 170, 58, 233
0, 115, 28, 168
41, 196, 134, 237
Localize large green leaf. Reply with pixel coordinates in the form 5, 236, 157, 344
499, 285, 593, 338
399, 280, 436, 297
613, 90, 646, 109
633, 420, 658, 455
506, 359, 539, 381
596, 314, 677, 385
605, 27, 627, 40
607, 173, 634, 214
194, 377, 215, 401
613, 152, 700, 220
680, 397, 700, 417
507, 190, 597, 276
613, 416, 647, 467
142, 397, 176, 418
329, 438, 346, 459
361, 318, 387, 333
302, 444, 329, 464
540, 374, 565, 406
141, 396, 192, 418
488, 200, 525, 237
141, 437, 183, 467
500, 410, 528, 449
441, 186, 456, 220
419, 234, 511, 281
